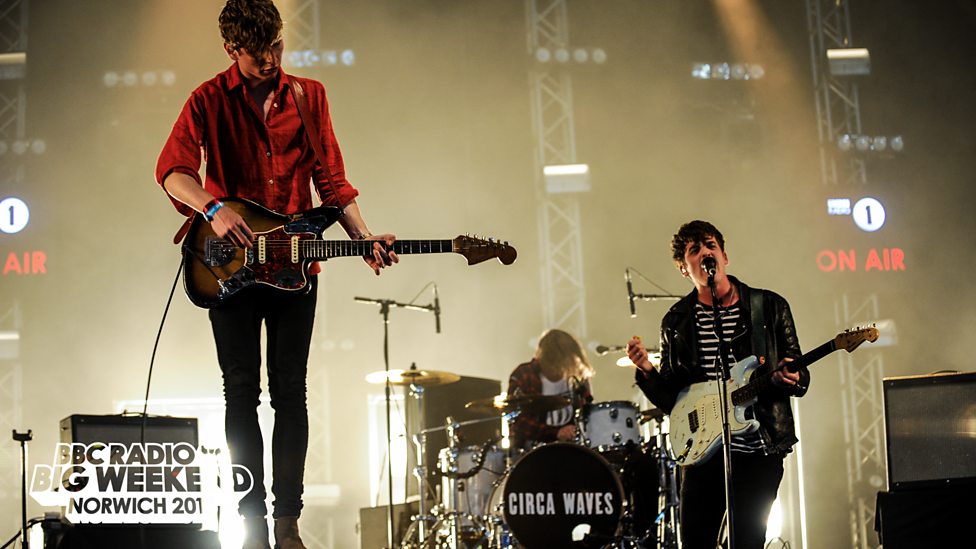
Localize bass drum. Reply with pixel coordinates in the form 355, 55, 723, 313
486, 443, 624, 549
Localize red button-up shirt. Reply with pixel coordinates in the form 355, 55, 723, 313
155, 64, 359, 218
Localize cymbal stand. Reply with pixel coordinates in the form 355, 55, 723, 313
355, 295, 437, 548
655, 418, 680, 549
407, 381, 436, 547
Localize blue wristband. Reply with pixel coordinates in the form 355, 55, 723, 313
204, 200, 224, 222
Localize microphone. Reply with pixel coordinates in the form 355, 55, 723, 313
595, 344, 627, 355
433, 284, 441, 334
625, 268, 636, 318
702, 256, 717, 278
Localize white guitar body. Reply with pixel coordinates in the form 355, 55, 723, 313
668, 355, 762, 467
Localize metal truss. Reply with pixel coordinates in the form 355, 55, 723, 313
0, 0, 28, 53
279, 0, 320, 53
835, 294, 885, 549
527, 0, 587, 337
805, 0, 867, 186
0, 301, 23, 527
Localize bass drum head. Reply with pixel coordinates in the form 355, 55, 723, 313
497, 442, 624, 549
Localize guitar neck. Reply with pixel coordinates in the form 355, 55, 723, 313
304, 239, 454, 260
730, 339, 835, 405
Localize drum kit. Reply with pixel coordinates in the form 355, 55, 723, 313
367, 368, 681, 549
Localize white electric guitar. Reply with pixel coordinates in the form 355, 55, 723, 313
669, 326, 879, 466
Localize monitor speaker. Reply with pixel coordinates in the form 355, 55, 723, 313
60, 414, 198, 447
882, 371, 976, 490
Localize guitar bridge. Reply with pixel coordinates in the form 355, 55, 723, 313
204, 236, 236, 267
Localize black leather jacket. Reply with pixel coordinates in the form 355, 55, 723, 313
635, 276, 809, 456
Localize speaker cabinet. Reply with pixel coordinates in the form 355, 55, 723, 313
60, 414, 198, 447
358, 502, 418, 549
882, 371, 976, 490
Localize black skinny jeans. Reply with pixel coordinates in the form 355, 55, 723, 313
209, 279, 317, 520
678, 451, 784, 549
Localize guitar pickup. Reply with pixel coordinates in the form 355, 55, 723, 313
688, 410, 699, 433
204, 236, 236, 267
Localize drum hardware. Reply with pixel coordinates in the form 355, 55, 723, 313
463, 394, 571, 416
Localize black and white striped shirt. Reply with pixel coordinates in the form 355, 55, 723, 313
695, 301, 764, 453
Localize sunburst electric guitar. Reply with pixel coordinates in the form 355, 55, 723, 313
181, 198, 517, 308
668, 326, 879, 466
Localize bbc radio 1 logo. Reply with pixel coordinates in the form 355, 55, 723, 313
30, 442, 254, 524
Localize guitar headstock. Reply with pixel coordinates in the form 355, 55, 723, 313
453, 235, 517, 266
836, 325, 880, 353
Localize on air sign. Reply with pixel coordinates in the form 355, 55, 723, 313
817, 248, 905, 272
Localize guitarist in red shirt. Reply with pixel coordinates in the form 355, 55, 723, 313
627, 220, 808, 549
155, 2, 396, 548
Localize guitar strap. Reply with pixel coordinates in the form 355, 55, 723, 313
750, 288, 768, 365
288, 75, 347, 213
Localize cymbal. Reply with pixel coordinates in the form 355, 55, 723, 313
364, 368, 460, 387
465, 394, 571, 415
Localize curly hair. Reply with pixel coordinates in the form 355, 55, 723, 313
535, 329, 594, 379
219, 0, 283, 55
670, 220, 725, 269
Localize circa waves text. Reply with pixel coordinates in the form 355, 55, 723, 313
507, 491, 616, 516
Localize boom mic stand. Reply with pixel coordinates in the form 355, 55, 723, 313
707, 275, 736, 549
355, 296, 438, 549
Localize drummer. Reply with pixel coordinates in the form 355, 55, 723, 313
507, 329, 594, 450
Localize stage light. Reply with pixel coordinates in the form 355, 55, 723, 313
340, 49, 356, 66
322, 50, 338, 66
303, 50, 321, 67
854, 135, 871, 152
103, 72, 119, 87
287, 51, 305, 68
837, 134, 853, 151
827, 47, 871, 76
890, 135, 904, 152
11, 140, 27, 155
121, 71, 138, 87
141, 71, 158, 86
592, 48, 607, 64
872, 136, 887, 151
535, 47, 551, 63
554, 48, 571, 63
30, 139, 46, 155
692, 62, 764, 81
544, 163, 591, 193
573, 48, 588, 63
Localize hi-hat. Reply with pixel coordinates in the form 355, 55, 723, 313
365, 368, 460, 387
465, 394, 571, 415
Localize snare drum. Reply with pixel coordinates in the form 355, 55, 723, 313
438, 444, 505, 524
486, 442, 624, 549
577, 400, 642, 457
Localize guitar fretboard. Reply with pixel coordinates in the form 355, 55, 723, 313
730, 340, 835, 405
304, 239, 454, 259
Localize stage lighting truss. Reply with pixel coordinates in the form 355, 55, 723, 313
533, 47, 607, 65
285, 49, 356, 68
692, 62, 765, 81
102, 70, 177, 88
836, 133, 904, 154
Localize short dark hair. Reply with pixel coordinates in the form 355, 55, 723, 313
670, 220, 725, 268
219, 0, 283, 55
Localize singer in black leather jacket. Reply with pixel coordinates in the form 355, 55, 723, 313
635, 275, 808, 455
627, 220, 810, 549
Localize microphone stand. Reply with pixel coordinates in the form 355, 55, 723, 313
632, 292, 681, 302
355, 296, 437, 549
707, 276, 736, 549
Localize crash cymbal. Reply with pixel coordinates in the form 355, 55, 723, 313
364, 368, 460, 387
464, 394, 571, 415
